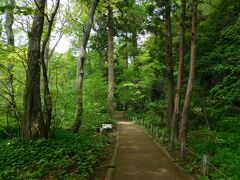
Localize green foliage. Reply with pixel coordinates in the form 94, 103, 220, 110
47, 52, 76, 129
1, 0, 240, 179
116, 35, 167, 113
0, 45, 114, 178
0, 130, 109, 179
82, 72, 115, 134
117, 80, 146, 110
188, 126, 240, 180
0, 5, 33, 15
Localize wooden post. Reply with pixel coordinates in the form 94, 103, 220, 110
162, 130, 165, 143
202, 155, 209, 176
155, 127, 158, 139
132, 117, 135, 122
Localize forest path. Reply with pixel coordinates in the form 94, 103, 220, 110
112, 112, 192, 180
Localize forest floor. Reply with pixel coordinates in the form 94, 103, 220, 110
112, 112, 192, 180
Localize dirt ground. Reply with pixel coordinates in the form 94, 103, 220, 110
112, 113, 192, 180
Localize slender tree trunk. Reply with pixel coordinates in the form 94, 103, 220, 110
71, 0, 99, 133
179, 0, 198, 159
125, 31, 128, 66
107, 6, 114, 117
99, 51, 104, 71
22, 0, 46, 138
0, 18, 2, 37
8, 71, 20, 130
165, 0, 174, 130
40, 0, 60, 138
44, 41, 50, 70
4, 0, 20, 135
4, 0, 15, 45
41, 55, 52, 138
132, 29, 138, 59
124, 23, 128, 109
171, 0, 186, 148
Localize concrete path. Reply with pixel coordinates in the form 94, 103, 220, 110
112, 113, 191, 180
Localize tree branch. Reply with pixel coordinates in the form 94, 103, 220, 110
33, 0, 50, 22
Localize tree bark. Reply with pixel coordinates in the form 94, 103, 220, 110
4, 0, 15, 45
125, 31, 128, 66
22, 0, 46, 138
179, 0, 198, 159
132, 29, 138, 59
0, 19, 2, 37
165, 0, 174, 130
40, 0, 60, 138
171, 0, 186, 148
107, 6, 114, 117
71, 0, 99, 133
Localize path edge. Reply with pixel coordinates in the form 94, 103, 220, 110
104, 122, 119, 180
137, 123, 196, 180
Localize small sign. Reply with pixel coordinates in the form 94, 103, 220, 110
102, 124, 112, 129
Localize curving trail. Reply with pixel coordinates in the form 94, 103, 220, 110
112, 112, 193, 180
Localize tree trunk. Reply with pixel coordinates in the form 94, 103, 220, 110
125, 31, 128, 66
71, 0, 99, 133
132, 29, 138, 59
99, 51, 104, 71
107, 6, 114, 117
171, 0, 186, 148
44, 40, 50, 70
22, 0, 46, 138
179, 0, 198, 159
165, 0, 174, 130
4, 0, 21, 135
40, 0, 60, 138
4, 0, 19, 111
41, 55, 52, 138
4, 0, 15, 45
0, 18, 2, 37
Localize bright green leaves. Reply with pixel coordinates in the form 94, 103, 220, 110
201, 15, 240, 108
0, 5, 33, 15
117, 81, 144, 107
99, 0, 120, 9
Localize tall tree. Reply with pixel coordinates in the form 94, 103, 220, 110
171, 0, 186, 148
179, 0, 198, 159
165, 0, 174, 130
40, 0, 60, 137
107, 5, 114, 117
71, 0, 100, 133
22, 0, 46, 138
4, 0, 20, 134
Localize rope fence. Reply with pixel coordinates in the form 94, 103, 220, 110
131, 117, 231, 180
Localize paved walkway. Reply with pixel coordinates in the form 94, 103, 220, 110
112, 113, 192, 180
